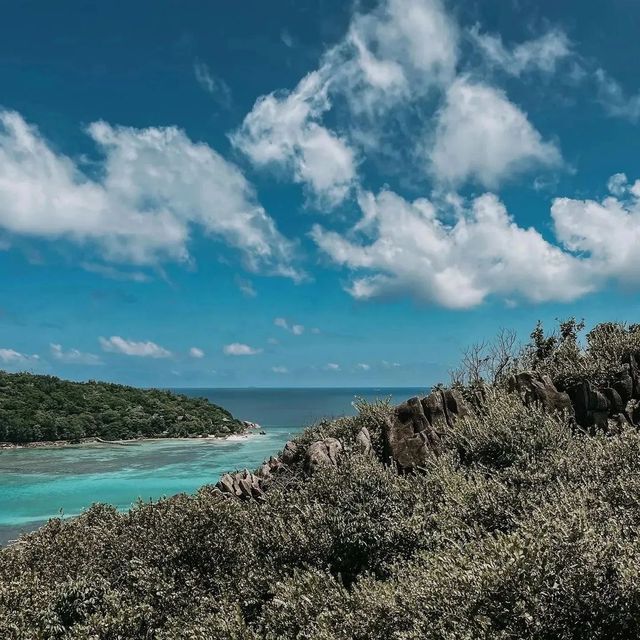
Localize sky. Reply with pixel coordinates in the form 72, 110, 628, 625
1, 0, 640, 387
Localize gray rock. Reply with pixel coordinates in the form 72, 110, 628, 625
383, 396, 441, 472
216, 470, 266, 501
508, 372, 574, 416
281, 441, 298, 465
355, 426, 373, 456
304, 438, 343, 475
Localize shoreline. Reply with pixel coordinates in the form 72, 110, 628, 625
0, 422, 263, 450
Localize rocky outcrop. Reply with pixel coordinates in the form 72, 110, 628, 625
508, 366, 640, 433
304, 438, 343, 475
383, 389, 468, 471
216, 470, 267, 501
508, 372, 574, 416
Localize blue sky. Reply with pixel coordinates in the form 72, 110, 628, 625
1, 0, 640, 387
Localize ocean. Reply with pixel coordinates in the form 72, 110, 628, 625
0, 386, 425, 546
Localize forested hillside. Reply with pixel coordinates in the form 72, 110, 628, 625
0, 371, 244, 443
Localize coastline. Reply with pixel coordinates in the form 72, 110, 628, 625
0, 421, 262, 450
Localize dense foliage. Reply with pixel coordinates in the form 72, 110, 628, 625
0, 371, 244, 443
2, 320, 640, 638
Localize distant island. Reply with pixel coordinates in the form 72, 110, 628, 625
0, 370, 246, 445
3, 319, 640, 638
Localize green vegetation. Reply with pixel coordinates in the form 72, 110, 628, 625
0, 371, 244, 443
2, 320, 640, 638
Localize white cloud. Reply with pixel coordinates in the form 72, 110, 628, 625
193, 60, 232, 108
470, 26, 571, 76
607, 173, 628, 197
50, 343, 103, 365
312, 188, 592, 309
274, 317, 304, 335
356, 363, 371, 370
336, 0, 459, 114
99, 336, 172, 358
0, 348, 39, 364
0, 111, 300, 279
551, 180, 640, 285
231, 71, 357, 208
232, 0, 459, 205
325, 362, 341, 371
189, 347, 205, 359
223, 343, 263, 356
272, 366, 288, 374
429, 79, 562, 188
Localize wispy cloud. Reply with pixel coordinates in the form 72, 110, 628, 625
189, 347, 205, 359
50, 343, 103, 365
274, 317, 304, 335
272, 365, 288, 373
99, 336, 172, 358
193, 59, 232, 109
235, 275, 257, 298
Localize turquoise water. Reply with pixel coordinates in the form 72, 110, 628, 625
0, 387, 425, 545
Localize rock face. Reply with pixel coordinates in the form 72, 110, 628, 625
508, 372, 573, 416
304, 438, 343, 475
383, 389, 468, 472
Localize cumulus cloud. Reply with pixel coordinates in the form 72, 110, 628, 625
274, 317, 304, 335
470, 26, 571, 76
551, 178, 640, 285
231, 71, 357, 208
430, 79, 562, 188
312, 188, 592, 309
232, 0, 459, 205
50, 343, 103, 365
223, 343, 263, 356
189, 347, 205, 359
234, 0, 569, 196
356, 363, 371, 370
272, 366, 288, 374
325, 362, 341, 371
336, 0, 459, 113
0, 111, 300, 279
0, 348, 39, 364
99, 336, 172, 358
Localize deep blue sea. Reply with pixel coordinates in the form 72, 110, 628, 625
0, 387, 425, 545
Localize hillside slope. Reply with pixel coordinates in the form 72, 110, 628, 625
2, 320, 640, 638
0, 371, 244, 444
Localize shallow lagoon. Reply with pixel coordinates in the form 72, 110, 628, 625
0, 387, 425, 544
